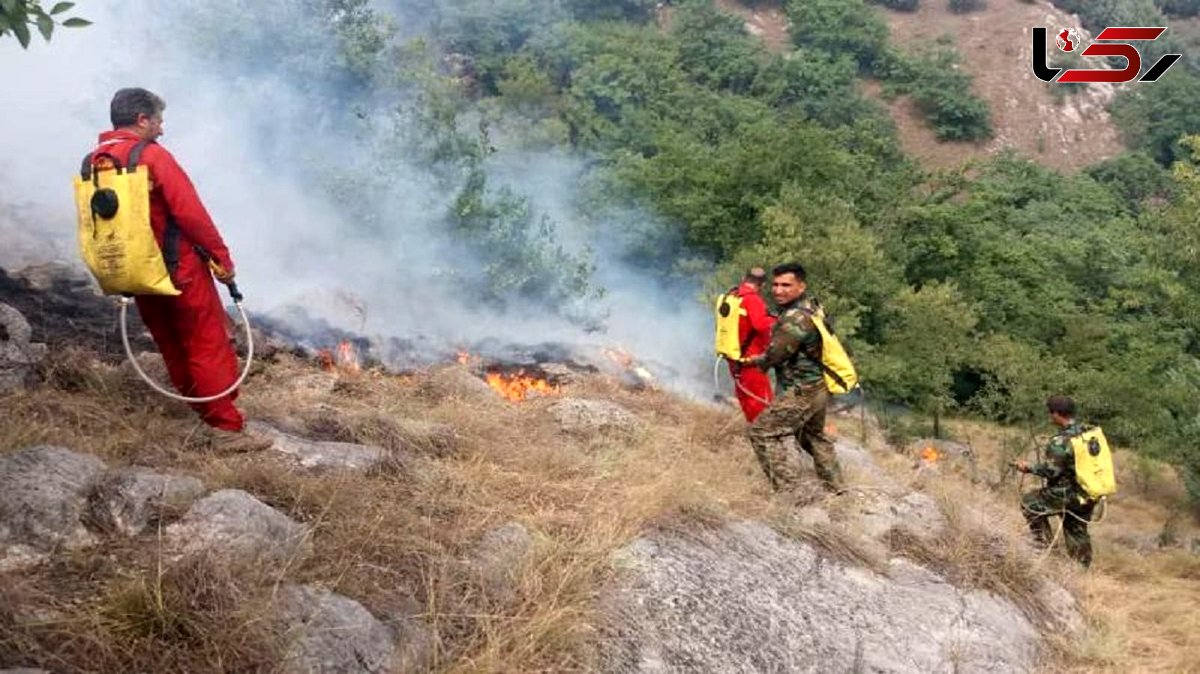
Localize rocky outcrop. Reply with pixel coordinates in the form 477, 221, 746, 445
602, 520, 1040, 674
0, 446, 106, 571
276, 584, 401, 674
86, 467, 206, 537
0, 302, 47, 395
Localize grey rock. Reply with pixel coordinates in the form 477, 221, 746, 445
248, 422, 386, 472
0, 302, 48, 395
13, 261, 92, 291
0, 445, 106, 571
277, 585, 398, 674
851, 491, 947, 543
165, 489, 311, 566
833, 438, 889, 483
468, 522, 534, 597
602, 520, 1040, 674
548, 399, 640, 436
87, 467, 206, 537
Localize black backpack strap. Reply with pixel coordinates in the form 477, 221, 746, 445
125, 140, 182, 277
79, 152, 95, 179
127, 139, 152, 171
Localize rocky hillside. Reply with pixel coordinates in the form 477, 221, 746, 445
3, 264, 1199, 672
720, 0, 1124, 172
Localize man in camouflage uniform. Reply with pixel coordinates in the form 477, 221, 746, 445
743, 262, 844, 494
1011, 395, 1096, 567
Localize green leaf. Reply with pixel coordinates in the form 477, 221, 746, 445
12, 17, 29, 47
0, 0, 18, 15
50, 2, 74, 14
61, 16, 89, 27
36, 12, 51, 41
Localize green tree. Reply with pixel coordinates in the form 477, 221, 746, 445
786, 0, 890, 74
1112, 70, 1200, 166
872, 282, 978, 437
0, 0, 88, 48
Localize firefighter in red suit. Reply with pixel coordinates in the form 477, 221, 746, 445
92, 88, 270, 452
729, 267, 776, 422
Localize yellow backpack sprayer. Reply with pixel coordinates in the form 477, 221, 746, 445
73, 140, 255, 402
712, 288, 773, 406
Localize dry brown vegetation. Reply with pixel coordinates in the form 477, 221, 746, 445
936, 418, 1200, 673
1, 350, 777, 672
3, 348, 1199, 672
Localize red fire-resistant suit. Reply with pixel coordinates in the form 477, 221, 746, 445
727, 281, 776, 422
91, 130, 245, 431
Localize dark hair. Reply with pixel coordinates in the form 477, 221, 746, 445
1046, 395, 1076, 417
772, 262, 807, 282
110, 88, 166, 128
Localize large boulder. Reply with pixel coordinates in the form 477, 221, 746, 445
86, 467, 206, 537
165, 489, 311, 567
276, 585, 400, 674
602, 520, 1040, 674
0, 446, 106, 571
0, 302, 48, 395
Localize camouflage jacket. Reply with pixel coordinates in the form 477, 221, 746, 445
753, 295, 824, 392
1030, 420, 1085, 496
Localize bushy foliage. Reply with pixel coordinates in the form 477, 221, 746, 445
158, 0, 1200, 502
1158, 0, 1200, 16
785, 0, 890, 74
885, 47, 992, 141
1113, 70, 1200, 166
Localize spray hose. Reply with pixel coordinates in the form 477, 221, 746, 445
712, 356, 773, 406
119, 275, 254, 404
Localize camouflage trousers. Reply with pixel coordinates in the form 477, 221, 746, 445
746, 384, 843, 492
1021, 488, 1095, 567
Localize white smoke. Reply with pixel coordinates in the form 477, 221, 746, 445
0, 0, 716, 396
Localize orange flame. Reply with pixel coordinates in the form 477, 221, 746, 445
920, 446, 940, 463
485, 369, 558, 402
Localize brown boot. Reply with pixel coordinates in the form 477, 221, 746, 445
201, 426, 275, 454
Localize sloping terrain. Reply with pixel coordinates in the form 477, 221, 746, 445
2, 268, 1199, 672
720, 0, 1125, 172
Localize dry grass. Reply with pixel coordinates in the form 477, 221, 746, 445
931, 417, 1200, 673
6, 348, 1200, 671
0, 348, 775, 672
